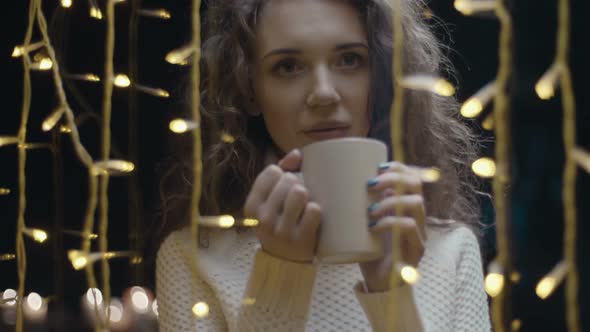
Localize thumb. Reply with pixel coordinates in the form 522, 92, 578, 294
278, 149, 302, 172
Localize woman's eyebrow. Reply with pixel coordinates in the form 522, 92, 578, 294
262, 42, 369, 60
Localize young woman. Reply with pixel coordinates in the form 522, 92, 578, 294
156, 0, 490, 330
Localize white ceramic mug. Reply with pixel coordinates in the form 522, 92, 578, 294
301, 137, 387, 264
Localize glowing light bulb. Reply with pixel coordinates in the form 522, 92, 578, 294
433, 79, 456, 97
130, 287, 149, 313
418, 168, 440, 183
23, 228, 48, 243
26, 292, 43, 311
0, 188, 10, 195
42, 107, 65, 132
472, 157, 496, 178
138, 9, 171, 19
35, 58, 53, 70
536, 277, 556, 299
61, 0, 72, 8
68, 250, 89, 270
482, 114, 494, 131
400, 265, 420, 285
461, 99, 482, 118
221, 132, 236, 143
219, 215, 236, 228
484, 272, 504, 297
511, 319, 522, 331
572, 147, 590, 174
86, 288, 103, 306
399, 75, 455, 97
2, 289, 17, 305
114, 74, 131, 87
59, 125, 72, 133
535, 64, 561, 100
152, 299, 159, 316
12, 46, 24, 57
454, 0, 497, 15
135, 85, 170, 98
84, 74, 100, 82
243, 218, 259, 227
192, 302, 209, 318
0, 254, 16, 261
169, 119, 197, 133
107, 299, 124, 322
90, 6, 103, 19
165, 45, 196, 65
92, 160, 135, 175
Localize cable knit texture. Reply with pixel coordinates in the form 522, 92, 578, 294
156, 224, 491, 331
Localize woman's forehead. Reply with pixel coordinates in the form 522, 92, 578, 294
254, 0, 367, 54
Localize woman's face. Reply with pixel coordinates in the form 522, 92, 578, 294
252, 0, 371, 154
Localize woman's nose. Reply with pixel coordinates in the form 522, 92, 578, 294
306, 67, 341, 108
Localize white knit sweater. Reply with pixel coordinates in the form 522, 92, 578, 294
156, 224, 490, 331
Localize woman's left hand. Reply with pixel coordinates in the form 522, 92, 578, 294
359, 162, 428, 293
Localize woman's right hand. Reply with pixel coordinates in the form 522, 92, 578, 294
243, 149, 322, 263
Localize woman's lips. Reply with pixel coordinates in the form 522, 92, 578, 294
303, 127, 350, 140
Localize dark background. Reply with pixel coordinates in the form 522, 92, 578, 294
1, 0, 589, 331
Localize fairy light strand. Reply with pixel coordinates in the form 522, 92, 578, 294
555, 0, 580, 328
490, 2, 514, 331
14, 0, 38, 330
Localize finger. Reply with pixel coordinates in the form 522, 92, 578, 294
367, 172, 422, 194
275, 184, 309, 236
377, 161, 410, 174
244, 165, 283, 218
368, 194, 426, 220
278, 149, 302, 172
297, 202, 322, 239
262, 172, 300, 218
368, 216, 416, 233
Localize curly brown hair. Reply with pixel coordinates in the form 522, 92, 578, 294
157, 0, 482, 246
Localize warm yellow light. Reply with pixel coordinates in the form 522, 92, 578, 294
26, 292, 43, 311
12, 46, 24, 57
90, 6, 103, 19
60, 0, 72, 8
92, 160, 135, 175
192, 302, 209, 318
108, 301, 124, 322
511, 319, 522, 331
482, 114, 494, 131
131, 256, 143, 264
169, 119, 196, 133
572, 147, 590, 174
32, 229, 48, 243
484, 272, 504, 297
536, 277, 556, 300
454, 0, 497, 15
0, 188, 10, 195
36, 58, 53, 70
472, 157, 496, 178
42, 107, 65, 132
131, 287, 149, 313
0, 254, 16, 261
165, 45, 196, 65
218, 215, 236, 228
433, 79, 456, 97
86, 288, 103, 306
84, 74, 100, 82
221, 132, 236, 144
2, 289, 17, 306
152, 300, 159, 316
242, 297, 256, 305
135, 85, 170, 98
69, 250, 89, 270
114, 74, 131, 87
400, 265, 420, 285
418, 168, 440, 183
461, 99, 483, 118
535, 64, 561, 100
243, 218, 259, 227
59, 125, 72, 133
138, 9, 171, 19
0, 136, 19, 147
510, 271, 521, 283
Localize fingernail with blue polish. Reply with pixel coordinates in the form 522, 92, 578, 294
367, 178, 379, 187
378, 163, 390, 171
368, 203, 379, 213
368, 220, 378, 228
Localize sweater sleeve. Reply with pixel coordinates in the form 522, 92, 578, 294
156, 233, 227, 331
354, 282, 424, 332
237, 249, 317, 331
452, 229, 491, 331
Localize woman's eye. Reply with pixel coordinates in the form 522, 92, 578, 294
272, 59, 302, 76
337, 53, 364, 69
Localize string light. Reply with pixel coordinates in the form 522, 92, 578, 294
472, 157, 496, 178
461, 81, 496, 118
25, 292, 43, 311
0, 136, 19, 147
485, 260, 505, 298
113, 73, 170, 97
0, 254, 16, 261
536, 261, 568, 300
454, 0, 497, 15
107, 298, 124, 323
165, 45, 197, 65
65, 73, 101, 82
571, 147, 590, 174
482, 113, 494, 131
409, 167, 441, 183
192, 302, 209, 318
89, 6, 103, 20
0, 188, 10, 195
511, 319, 522, 331
113, 73, 131, 87
399, 75, 456, 96
85, 288, 103, 307
22, 227, 48, 243
399, 264, 420, 285
92, 160, 135, 176
68, 250, 141, 270
2, 289, 17, 306
242, 218, 259, 227
169, 119, 198, 133
198, 215, 236, 228
30, 57, 53, 71
138, 8, 171, 19
535, 63, 562, 100
11, 41, 45, 58
220, 132, 236, 144
42, 107, 66, 132
60, 0, 72, 8
62, 229, 98, 240
130, 287, 150, 313
59, 125, 72, 133
510, 271, 521, 283
152, 299, 159, 316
